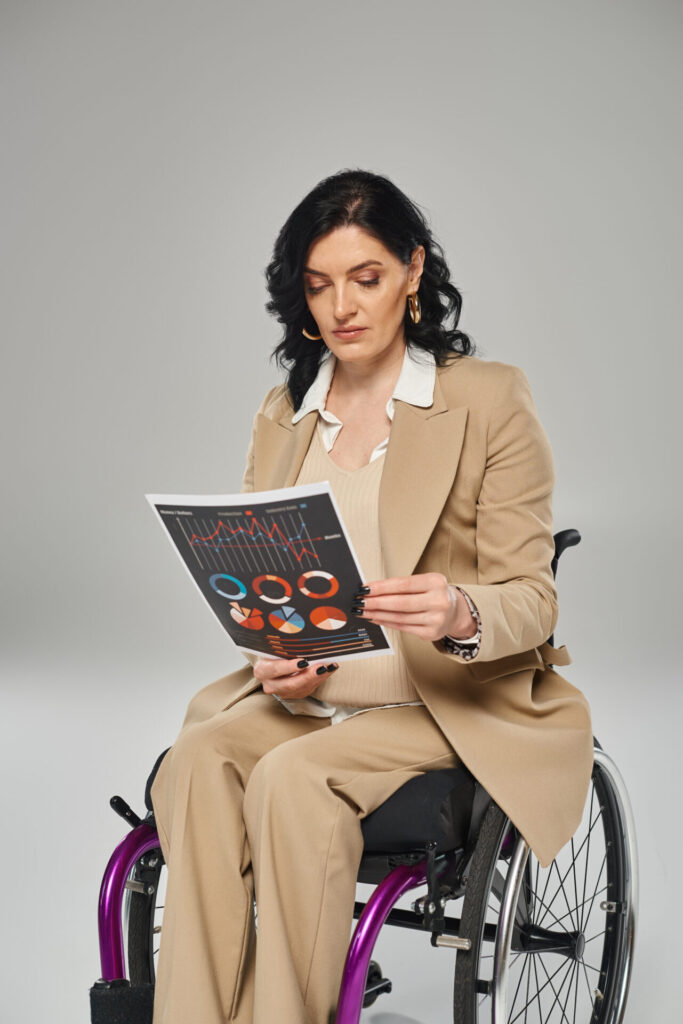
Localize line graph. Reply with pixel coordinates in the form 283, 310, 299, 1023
184, 512, 323, 576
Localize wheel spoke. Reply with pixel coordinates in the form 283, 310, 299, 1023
580, 852, 608, 930
535, 802, 603, 931
509, 952, 532, 1018
548, 864, 577, 937
578, 785, 597, 933
559, 960, 578, 1024
532, 956, 543, 1024
547, 885, 608, 930
581, 782, 602, 937
570, 837, 580, 934
583, 929, 607, 945
509, 956, 572, 1024
527, 888, 574, 934
581, 959, 595, 1004
534, 859, 556, 932
572, 953, 580, 1022
537, 952, 577, 1024
537, 860, 575, 932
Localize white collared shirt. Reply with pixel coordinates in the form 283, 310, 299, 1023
291, 341, 437, 463
273, 343, 481, 726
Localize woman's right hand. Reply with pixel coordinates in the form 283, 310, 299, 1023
253, 656, 339, 699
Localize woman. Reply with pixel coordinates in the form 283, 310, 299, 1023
150, 169, 593, 1024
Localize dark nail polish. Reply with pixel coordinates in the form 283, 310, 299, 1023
352, 598, 365, 607
356, 586, 371, 595
297, 659, 309, 668
326, 663, 338, 672
351, 606, 364, 615
315, 665, 328, 675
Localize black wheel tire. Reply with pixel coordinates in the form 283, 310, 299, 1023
453, 802, 509, 1022
127, 848, 165, 986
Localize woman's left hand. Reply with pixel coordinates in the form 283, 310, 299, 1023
352, 572, 478, 642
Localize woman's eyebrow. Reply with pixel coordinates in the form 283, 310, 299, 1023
303, 259, 383, 277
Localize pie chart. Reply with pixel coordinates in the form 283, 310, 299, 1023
268, 605, 305, 634
229, 603, 265, 630
310, 606, 348, 631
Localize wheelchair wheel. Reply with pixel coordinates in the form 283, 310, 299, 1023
124, 847, 166, 985
453, 747, 637, 1023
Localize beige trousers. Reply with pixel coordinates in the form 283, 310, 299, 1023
149, 688, 460, 1024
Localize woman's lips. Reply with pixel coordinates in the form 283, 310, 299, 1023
332, 327, 367, 339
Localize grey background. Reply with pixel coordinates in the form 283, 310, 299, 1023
1, 1, 680, 1020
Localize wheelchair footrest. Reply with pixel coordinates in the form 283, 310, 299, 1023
90, 980, 153, 1024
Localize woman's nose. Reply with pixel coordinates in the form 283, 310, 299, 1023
333, 286, 357, 319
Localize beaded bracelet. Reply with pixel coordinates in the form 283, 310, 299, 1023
441, 586, 482, 660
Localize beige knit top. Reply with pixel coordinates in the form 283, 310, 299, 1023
286, 420, 422, 709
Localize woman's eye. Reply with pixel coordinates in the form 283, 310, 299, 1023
306, 277, 380, 295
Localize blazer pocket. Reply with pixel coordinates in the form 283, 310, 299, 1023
467, 646, 545, 683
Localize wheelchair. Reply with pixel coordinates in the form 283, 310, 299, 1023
90, 529, 638, 1023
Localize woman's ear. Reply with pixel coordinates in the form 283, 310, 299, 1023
408, 244, 426, 291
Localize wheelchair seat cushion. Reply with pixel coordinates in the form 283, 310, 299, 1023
145, 752, 477, 857
360, 765, 476, 854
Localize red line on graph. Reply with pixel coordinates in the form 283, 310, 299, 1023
189, 518, 321, 563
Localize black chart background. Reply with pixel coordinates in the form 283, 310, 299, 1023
154, 491, 392, 661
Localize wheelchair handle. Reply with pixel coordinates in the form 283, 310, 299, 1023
547, 528, 581, 650
551, 528, 581, 581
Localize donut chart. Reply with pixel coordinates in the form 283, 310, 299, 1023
297, 569, 339, 599
268, 605, 306, 634
252, 574, 293, 605
209, 574, 247, 600
309, 606, 348, 631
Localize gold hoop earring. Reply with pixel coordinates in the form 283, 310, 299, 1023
407, 292, 422, 324
302, 326, 322, 340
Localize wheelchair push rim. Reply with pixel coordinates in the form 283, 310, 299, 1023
453, 747, 637, 1023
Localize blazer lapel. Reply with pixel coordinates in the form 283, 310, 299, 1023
252, 410, 316, 493
252, 368, 468, 580
379, 383, 468, 579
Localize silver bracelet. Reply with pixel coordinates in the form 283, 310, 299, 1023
441, 586, 481, 660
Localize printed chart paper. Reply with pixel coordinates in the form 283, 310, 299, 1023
146, 482, 394, 662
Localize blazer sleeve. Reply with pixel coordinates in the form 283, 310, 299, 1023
433, 366, 559, 664
240, 384, 283, 493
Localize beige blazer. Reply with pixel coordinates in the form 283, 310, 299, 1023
179, 354, 593, 867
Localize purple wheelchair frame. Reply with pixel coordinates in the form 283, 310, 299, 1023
97, 820, 456, 1024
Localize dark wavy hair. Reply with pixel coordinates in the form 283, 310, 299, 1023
264, 168, 476, 412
